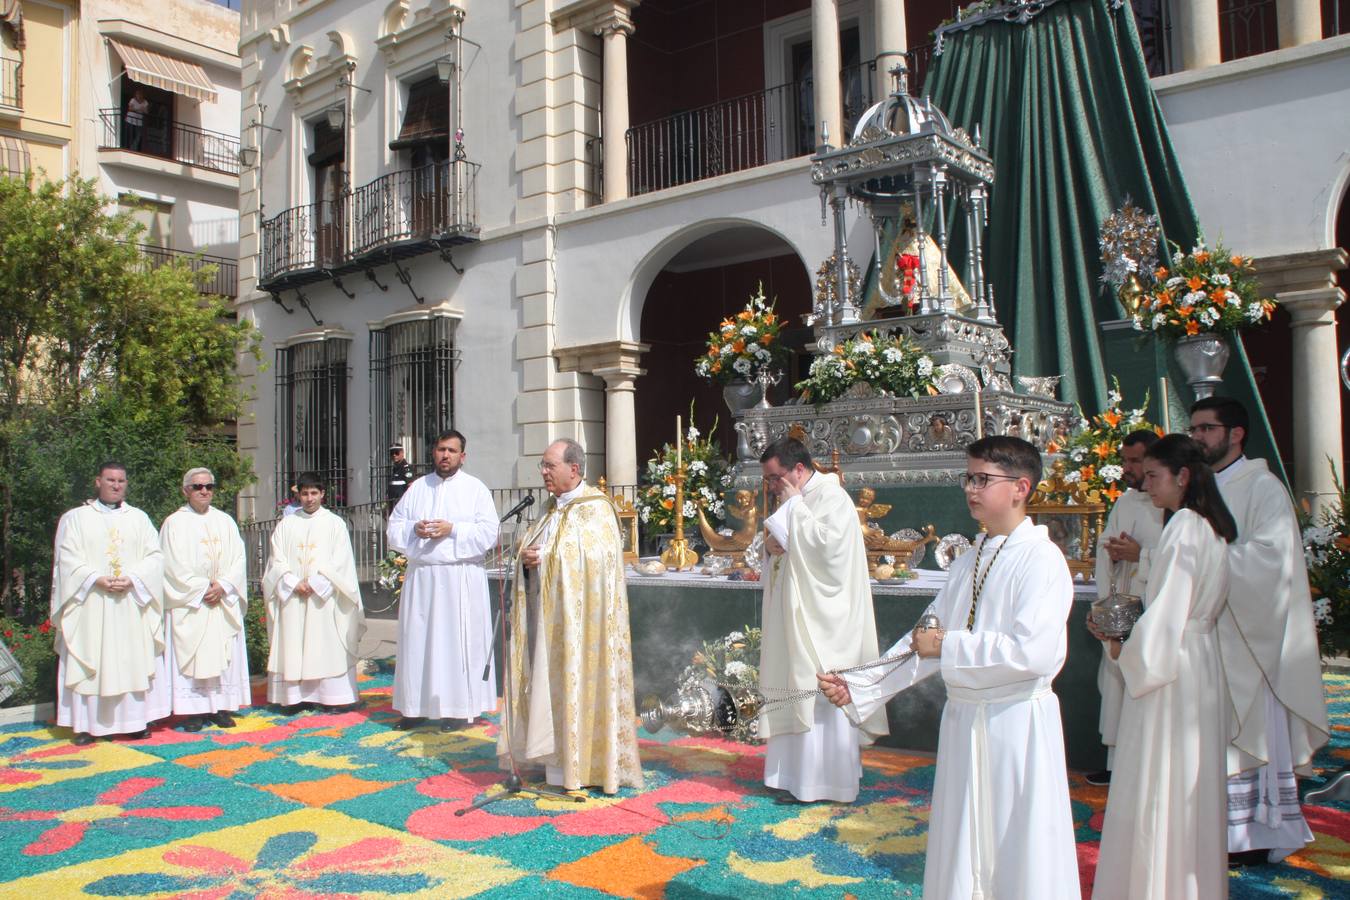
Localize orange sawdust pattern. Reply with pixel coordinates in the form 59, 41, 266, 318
548, 835, 703, 899
175, 745, 278, 778
262, 773, 406, 807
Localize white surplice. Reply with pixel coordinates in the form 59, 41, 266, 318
1093, 509, 1232, 900
262, 507, 367, 706
1214, 457, 1327, 857
1093, 488, 1164, 769
760, 471, 885, 803
843, 518, 1080, 900
52, 501, 171, 736
159, 506, 251, 714
388, 470, 500, 719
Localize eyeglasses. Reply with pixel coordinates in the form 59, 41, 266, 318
958, 472, 1023, 491
188, 483, 216, 492
1186, 423, 1229, 436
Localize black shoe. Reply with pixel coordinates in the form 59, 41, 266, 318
1228, 850, 1270, 868
72, 732, 94, 746
123, 729, 150, 740
211, 711, 236, 728
395, 716, 427, 731
439, 718, 465, 733
1084, 769, 1111, 786
279, 704, 306, 716
181, 716, 203, 733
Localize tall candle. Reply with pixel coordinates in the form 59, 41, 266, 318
973, 389, 984, 439
676, 415, 682, 468
1158, 377, 1171, 432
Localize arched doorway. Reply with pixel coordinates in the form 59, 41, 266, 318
633, 225, 813, 471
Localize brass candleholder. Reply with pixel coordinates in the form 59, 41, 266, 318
660, 464, 700, 570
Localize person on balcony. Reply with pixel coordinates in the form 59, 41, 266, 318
125, 87, 149, 151
387, 430, 499, 732
262, 471, 366, 713
159, 468, 250, 733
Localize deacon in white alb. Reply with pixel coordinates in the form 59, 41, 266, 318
758, 436, 885, 803
820, 437, 1080, 900
53, 462, 170, 744
262, 471, 367, 711
1088, 429, 1164, 786
388, 430, 499, 731
1188, 397, 1329, 866
160, 468, 249, 731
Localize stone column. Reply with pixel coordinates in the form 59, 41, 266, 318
1257, 248, 1347, 514
597, 11, 634, 203
1276, 0, 1323, 49
811, 0, 843, 147
1177, 0, 1221, 70
596, 368, 641, 485
874, 0, 908, 99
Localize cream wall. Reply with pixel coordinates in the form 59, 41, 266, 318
1, 0, 77, 180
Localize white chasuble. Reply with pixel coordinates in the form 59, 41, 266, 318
262, 507, 366, 702
760, 471, 884, 802
388, 470, 500, 719
53, 501, 171, 736
1215, 457, 1326, 855
1093, 510, 1232, 900
1093, 488, 1164, 766
842, 518, 1080, 900
499, 484, 643, 795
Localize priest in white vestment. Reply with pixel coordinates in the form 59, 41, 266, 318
758, 436, 885, 803
1089, 430, 1164, 785
388, 430, 499, 731
1093, 434, 1236, 900
53, 462, 170, 743
1188, 398, 1329, 864
820, 437, 1080, 900
160, 468, 250, 731
502, 438, 643, 794
262, 472, 367, 711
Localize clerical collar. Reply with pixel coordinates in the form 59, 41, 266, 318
1214, 455, 1248, 488
553, 482, 586, 508
93, 499, 123, 512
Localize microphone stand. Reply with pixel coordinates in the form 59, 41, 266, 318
457, 500, 582, 815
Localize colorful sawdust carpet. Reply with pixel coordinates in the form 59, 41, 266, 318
0, 667, 1346, 898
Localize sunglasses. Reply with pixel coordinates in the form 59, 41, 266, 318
188, 483, 216, 492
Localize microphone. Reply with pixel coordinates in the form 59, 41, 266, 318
500, 494, 535, 522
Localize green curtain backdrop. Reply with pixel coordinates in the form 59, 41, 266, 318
916, 0, 1283, 476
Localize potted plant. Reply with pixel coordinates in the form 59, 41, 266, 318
1047, 380, 1163, 507
695, 283, 789, 413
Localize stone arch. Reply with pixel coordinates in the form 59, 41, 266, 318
380, 0, 410, 39
287, 44, 315, 82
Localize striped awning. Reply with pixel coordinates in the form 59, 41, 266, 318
0, 134, 29, 176
108, 38, 217, 104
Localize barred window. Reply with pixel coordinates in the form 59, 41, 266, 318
275, 334, 351, 507
369, 314, 459, 499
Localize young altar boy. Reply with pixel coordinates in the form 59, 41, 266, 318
819, 436, 1080, 900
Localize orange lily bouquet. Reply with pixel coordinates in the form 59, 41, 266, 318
1048, 379, 1163, 505
635, 416, 734, 533
1132, 242, 1276, 339
695, 283, 788, 385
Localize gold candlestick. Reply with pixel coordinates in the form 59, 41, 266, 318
660, 463, 699, 570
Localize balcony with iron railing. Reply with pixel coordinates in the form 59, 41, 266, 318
98, 108, 240, 177
259, 158, 481, 291
133, 243, 238, 298
0, 57, 19, 110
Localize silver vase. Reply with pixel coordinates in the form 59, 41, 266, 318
1173, 334, 1231, 400
722, 378, 763, 414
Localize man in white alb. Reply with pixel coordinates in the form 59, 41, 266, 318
53, 462, 170, 744
758, 436, 885, 803
263, 471, 367, 712
1086, 429, 1163, 785
160, 468, 250, 731
388, 430, 499, 731
1188, 397, 1329, 866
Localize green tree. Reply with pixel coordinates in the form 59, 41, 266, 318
0, 174, 258, 620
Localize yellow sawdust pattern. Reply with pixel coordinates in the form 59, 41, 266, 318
725, 851, 863, 888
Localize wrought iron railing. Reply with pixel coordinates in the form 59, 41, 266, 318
97, 108, 240, 175
349, 159, 480, 258
625, 60, 876, 196
1129, 0, 1176, 76
0, 57, 19, 108
260, 200, 344, 280
1220, 0, 1277, 60
133, 243, 238, 297
905, 43, 935, 93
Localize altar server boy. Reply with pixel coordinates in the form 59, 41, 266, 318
819, 435, 1080, 900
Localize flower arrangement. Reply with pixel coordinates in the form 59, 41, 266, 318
795, 330, 936, 405
376, 551, 408, 593
635, 418, 734, 534
1047, 380, 1163, 505
676, 626, 763, 743
0, 616, 56, 706
1132, 242, 1276, 339
1302, 465, 1349, 657
694, 283, 788, 385
896, 253, 921, 306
